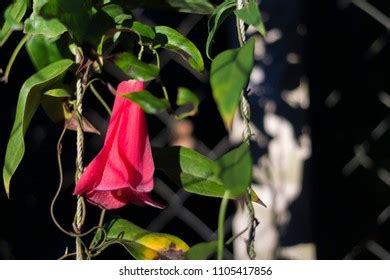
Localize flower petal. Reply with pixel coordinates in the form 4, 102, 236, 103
74, 80, 160, 210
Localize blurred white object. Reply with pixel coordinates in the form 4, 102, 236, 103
231, 95, 315, 259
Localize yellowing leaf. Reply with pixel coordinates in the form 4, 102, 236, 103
102, 218, 189, 260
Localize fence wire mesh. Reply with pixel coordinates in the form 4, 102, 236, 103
335, 0, 390, 260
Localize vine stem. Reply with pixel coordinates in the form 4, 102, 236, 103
90, 82, 112, 115
1, 34, 29, 83
217, 191, 230, 260
236, 0, 258, 260
98, 209, 107, 228
152, 50, 169, 101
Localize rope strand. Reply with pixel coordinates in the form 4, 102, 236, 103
74, 76, 86, 260
236, 0, 258, 260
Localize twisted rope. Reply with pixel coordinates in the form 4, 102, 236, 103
240, 91, 252, 143
73, 51, 86, 260
237, 0, 247, 44
237, 0, 258, 260
75, 78, 85, 180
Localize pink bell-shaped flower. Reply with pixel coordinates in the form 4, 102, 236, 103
74, 80, 162, 209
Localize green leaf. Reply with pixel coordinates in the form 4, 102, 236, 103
131, 21, 155, 41
234, 0, 266, 36
100, 4, 133, 39
43, 88, 71, 98
124, 0, 214, 14
23, 0, 67, 38
154, 26, 204, 72
3, 59, 74, 196
176, 87, 200, 119
4, 3, 24, 30
0, 0, 28, 46
122, 90, 169, 114
32, 0, 49, 12
153, 146, 259, 201
40, 0, 93, 43
211, 37, 255, 130
185, 241, 218, 260
114, 52, 159, 81
153, 146, 223, 196
26, 34, 63, 70
41, 87, 72, 124
101, 3, 123, 16
216, 143, 252, 196
103, 218, 189, 260
109, 22, 155, 46
206, 0, 236, 59
23, 15, 67, 38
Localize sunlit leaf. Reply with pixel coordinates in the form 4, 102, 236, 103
23, 0, 67, 38
153, 146, 223, 195
176, 87, 200, 119
206, 0, 236, 59
210, 37, 255, 130
3, 59, 74, 196
23, 15, 67, 38
103, 218, 189, 260
43, 88, 71, 98
122, 90, 169, 114
107, 22, 155, 46
153, 146, 259, 202
131, 21, 155, 42
101, 3, 124, 17
114, 52, 159, 81
101, 3, 132, 24
155, 26, 204, 72
234, 0, 266, 36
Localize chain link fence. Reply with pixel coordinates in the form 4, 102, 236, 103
335, 0, 390, 260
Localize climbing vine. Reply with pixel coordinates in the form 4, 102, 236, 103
1, 0, 265, 260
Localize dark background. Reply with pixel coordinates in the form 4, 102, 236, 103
1, 0, 390, 259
